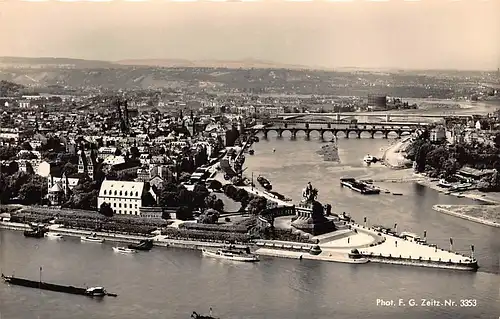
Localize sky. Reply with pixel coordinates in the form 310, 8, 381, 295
0, 0, 499, 70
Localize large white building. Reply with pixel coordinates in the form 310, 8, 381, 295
98, 180, 145, 216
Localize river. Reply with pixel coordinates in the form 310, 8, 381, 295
1, 134, 500, 319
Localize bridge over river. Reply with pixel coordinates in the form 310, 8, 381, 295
246, 121, 427, 139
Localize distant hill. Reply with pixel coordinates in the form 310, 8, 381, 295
0, 56, 119, 69
0, 80, 26, 96
115, 58, 316, 70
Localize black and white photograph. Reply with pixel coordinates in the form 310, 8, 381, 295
0, 0, 499, 318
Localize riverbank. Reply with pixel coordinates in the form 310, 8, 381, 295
380, 136, 412, 169
0, 221, 250, 250
0, 219, 477, 271
433, 205, 500, 228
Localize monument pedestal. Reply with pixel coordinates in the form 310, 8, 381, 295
291, 201, 336, 236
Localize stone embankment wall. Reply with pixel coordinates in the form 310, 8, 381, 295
433, 205, 500, 228
359, 253, 478, 271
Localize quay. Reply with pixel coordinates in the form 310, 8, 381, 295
254, 220, 478, 271
0, 219, 478, 271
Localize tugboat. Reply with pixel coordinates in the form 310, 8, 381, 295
257, 175, 272, 191
81, 233, 104, 243
128, 239, 154, 251
202, 247, 259, 262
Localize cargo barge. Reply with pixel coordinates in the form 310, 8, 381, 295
1, 273, 117, 297
340, 177, 380, 195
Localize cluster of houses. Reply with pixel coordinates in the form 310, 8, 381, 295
0, 100, 243, 220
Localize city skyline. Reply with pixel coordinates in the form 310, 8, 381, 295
0, 1, 499, 71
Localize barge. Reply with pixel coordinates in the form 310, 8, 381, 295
340, 177, 380, 195
1, 273, 117, 297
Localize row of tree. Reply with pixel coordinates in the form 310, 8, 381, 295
405, 130, 500, 190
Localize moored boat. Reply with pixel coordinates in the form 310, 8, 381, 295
202, 247, 259, 262
113, 246, 137, 254
128, 239, 154, 251
257, 176, 272, 191
81, 233, 104, 243
24, 227, 46, 238
45, 232, 63, 240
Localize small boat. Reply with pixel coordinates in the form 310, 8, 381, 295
113, 247, 137, 254
81, 233, 104, 243
191, 308, 219, 319
363, 154, 378, 164
128, 239, 154, 251
85, 287, 107, 297
248, 149, 255, 155
257, 176, 272, 191
45, 232, 63, 240
202, 247, 259, 262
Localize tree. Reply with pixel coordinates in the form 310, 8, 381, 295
18, 151, 38, 160
130, 146, 140, 159
176, 206, 193, 221
21, 142, 33, 151
63, 163, 78, 176
247, 197, 267, 215
0, 147, 19, 161
494, 133, 500, 149
198, 208, 219, 224
99, 202, 114, 217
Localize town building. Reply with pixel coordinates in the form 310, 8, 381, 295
430, 126, 446, 143
97, 180, 145, 216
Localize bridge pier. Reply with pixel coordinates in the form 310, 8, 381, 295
291, 130, 297, 139
386, 114, 390, 122
305, 130, 311, 139
383, 131, 389, 139
277, 129, 283, 138
344, 130, 350, 138
263, 130, 268, 139
357, 131, 361, 139
370, 131, 375, 139
336, 113, 341, 121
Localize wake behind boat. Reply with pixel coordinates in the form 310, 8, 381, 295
113, 246, 137, 254
81, 233, 104, 243
202, 247, 259, 262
